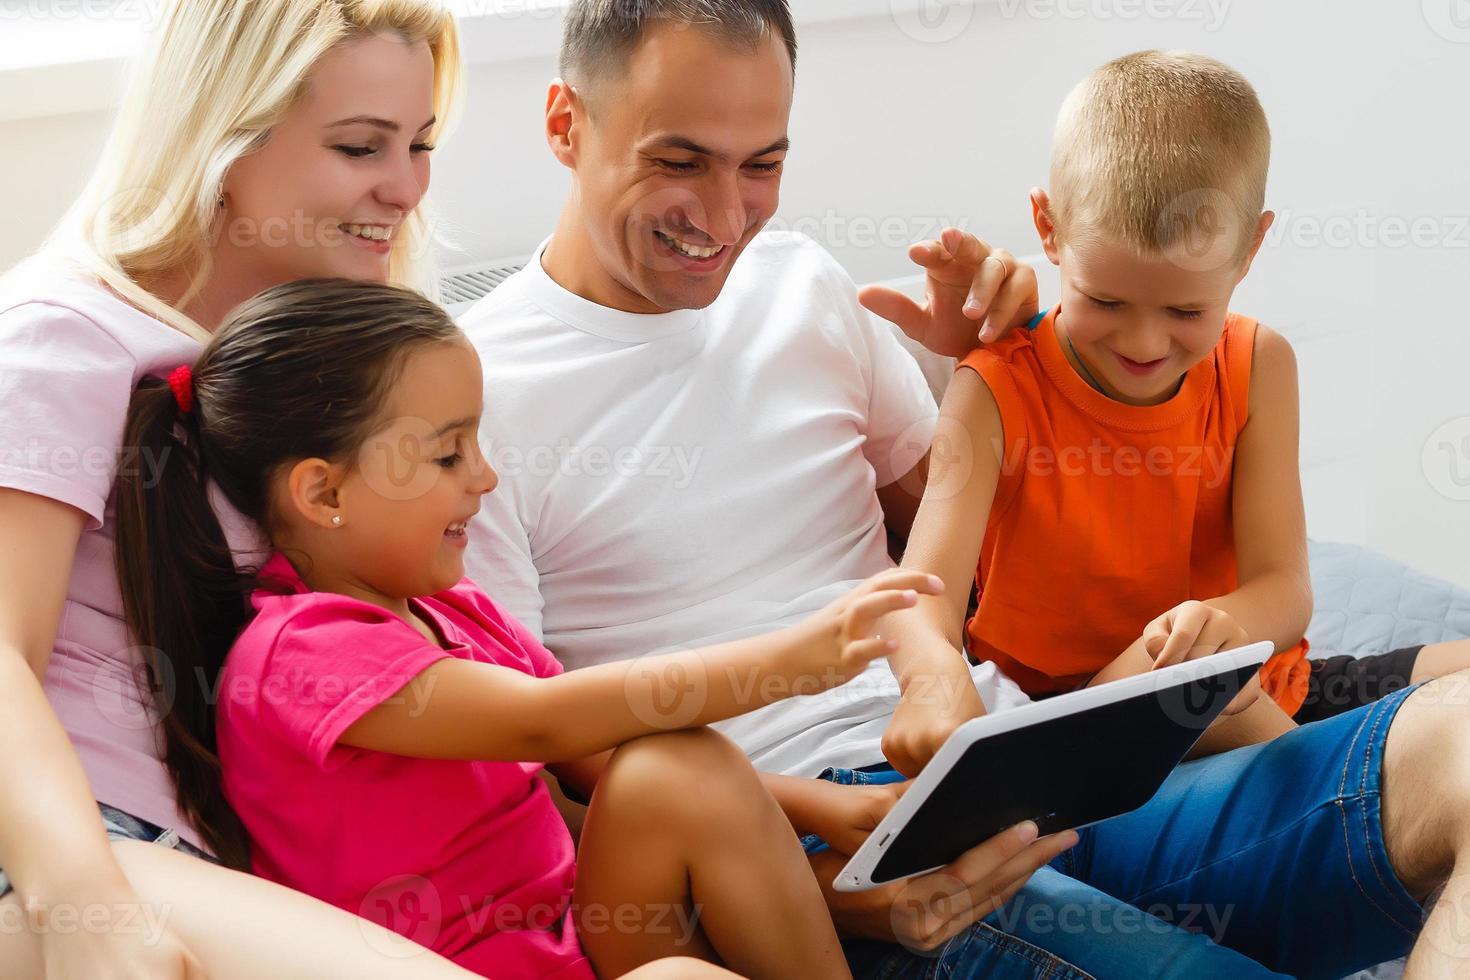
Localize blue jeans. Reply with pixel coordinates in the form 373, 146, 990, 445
0, 801, 218, 900
813, 684, 1424, 980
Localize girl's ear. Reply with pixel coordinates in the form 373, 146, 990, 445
285, 457, 346, 529
1030, 188, 1062, 266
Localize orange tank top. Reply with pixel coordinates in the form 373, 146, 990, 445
957, 307, 1310, 715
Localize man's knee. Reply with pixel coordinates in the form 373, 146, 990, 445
1382, 678, 1470, 895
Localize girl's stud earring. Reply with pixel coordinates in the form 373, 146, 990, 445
331, 515, 343, 527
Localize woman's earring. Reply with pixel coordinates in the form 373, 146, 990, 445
331, 515, 343, 527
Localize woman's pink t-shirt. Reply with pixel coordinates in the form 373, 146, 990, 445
0, 254, 264, 851
217, 552, 593, 979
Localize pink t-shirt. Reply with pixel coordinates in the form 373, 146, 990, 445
0, 253, 264, 851
217, 552, 593, 980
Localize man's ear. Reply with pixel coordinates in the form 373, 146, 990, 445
546, 78, 581, 169
285, 458, 347, 530
1030, 188, 1062, 266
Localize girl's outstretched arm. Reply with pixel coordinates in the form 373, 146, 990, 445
339, 569, 941, 763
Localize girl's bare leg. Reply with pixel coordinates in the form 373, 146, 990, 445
0, 838, 480, 979
620, 957, 743, 978
573, 728, 850, 980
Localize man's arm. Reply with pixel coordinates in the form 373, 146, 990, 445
463, 468, 547, 638
877, 450, 928, 549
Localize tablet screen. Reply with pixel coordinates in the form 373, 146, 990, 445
869, 661, 1260, 884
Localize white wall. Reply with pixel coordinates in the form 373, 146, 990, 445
3, 0, 1467, 586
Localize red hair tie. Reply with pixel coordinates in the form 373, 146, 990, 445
167, 364, 195, 415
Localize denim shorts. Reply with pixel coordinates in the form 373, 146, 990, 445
0, 802, 217, 900
804, 682, 1426, 980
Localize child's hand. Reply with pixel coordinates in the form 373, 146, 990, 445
1143, 600, 1250, 668
798, 570, 945, 690
805, 780, 910, 857
882, 675, 987, 777
1143, 600, 1260, 716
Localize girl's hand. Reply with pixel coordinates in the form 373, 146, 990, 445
804, 780, 910, 857
797, 570, 944, 690
38, 881, 206, 980
1143, 600, 1260, 716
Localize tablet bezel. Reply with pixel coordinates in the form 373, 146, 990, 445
833, 641, 1275, 892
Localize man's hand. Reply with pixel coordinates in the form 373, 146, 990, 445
859, 228, 1040, 357
881, 667, 987, 777
810, 821, 1078, 951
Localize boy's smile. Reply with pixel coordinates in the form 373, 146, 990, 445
1030, 187, 1274, 408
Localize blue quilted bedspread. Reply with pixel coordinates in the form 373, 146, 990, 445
1307, 541, 1470, 656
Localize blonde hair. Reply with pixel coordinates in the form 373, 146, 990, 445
1047, 50, 1270, 267
47, 0, 462, 341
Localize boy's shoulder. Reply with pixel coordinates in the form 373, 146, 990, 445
955, 309, 1048, 387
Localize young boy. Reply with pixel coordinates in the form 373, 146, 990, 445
883, 50, 1466, 768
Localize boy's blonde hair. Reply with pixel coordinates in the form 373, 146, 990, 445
1048, 50, 1270, 268
46, 0, 463, 342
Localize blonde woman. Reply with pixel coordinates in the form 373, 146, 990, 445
0, 2, 726, 978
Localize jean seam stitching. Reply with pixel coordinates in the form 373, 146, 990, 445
958, 921, 1097, 980
1356, 695, 1428, 931
1339, 795, 1420, 938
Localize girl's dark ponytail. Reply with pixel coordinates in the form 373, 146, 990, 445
111, 278, 462, 871
114, 377, 253, 870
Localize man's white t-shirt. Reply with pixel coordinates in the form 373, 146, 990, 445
459, 231, 1029, 776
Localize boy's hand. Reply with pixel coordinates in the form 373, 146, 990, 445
859, 228, 1040, 357
1143, 600, 1261, 716
803, 780, 910, 857
882, 675, 987, 777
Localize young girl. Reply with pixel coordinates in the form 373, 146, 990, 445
112, 277, 943, 978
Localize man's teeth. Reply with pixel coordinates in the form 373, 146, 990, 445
660, 233, 722, 259
343, 224, 392, 241
445, 521, 467, 534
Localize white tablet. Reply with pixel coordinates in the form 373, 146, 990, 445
833, 641, 1273, 891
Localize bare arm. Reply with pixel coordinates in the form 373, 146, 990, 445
0, 490, 125, 899
0, 489, 208, 976
876, 451, 928, 547
340, 569, 940, 761
879, 369, 1006, 774
1207, 325, 1313, 649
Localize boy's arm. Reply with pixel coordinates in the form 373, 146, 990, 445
1204, 325, 1313, 650
879, 368, 1006, 775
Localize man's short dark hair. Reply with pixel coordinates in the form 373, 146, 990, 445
560, 0, 797, 88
